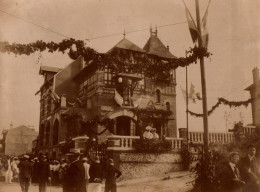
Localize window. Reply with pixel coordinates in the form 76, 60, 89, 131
104, 67, 115, 85
156, 89, 161, 103
166, 102, 170, 111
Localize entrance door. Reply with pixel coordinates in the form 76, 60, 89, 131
116, 116, 131, 136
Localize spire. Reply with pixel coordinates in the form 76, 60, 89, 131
123, 29, 126, 39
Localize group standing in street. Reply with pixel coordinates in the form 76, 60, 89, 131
219, 144, 260, 192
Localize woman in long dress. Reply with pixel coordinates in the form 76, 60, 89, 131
5, 157, 13, 183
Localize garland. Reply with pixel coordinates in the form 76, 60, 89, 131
80, 117, 115, 135
0, 39, 211, 78
188, 97, 254, 117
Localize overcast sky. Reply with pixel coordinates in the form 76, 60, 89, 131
0, 0, 259, 133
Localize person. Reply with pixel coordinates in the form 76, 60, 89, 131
18, 154, 33, 192
89, 156, 103, 192
64, 148, 86, 192
151, 128, 159, 139
239, 144, 260, 192
143, 126, 153, 139
104, 158, 122, 192
81, 157, 90, 192
219, 152, 245, 192
52, 160, 60, 185
5, 156, 13, 183
32, 157, 39, 183
11, 157, 20, 182
59, 158, 68, 185
38, 155, 50, 192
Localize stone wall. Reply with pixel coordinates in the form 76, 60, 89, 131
107, 151, 183, 180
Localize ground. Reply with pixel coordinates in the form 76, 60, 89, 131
0, 171, 193, 192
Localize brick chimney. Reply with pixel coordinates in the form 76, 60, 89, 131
253, 67, 259, 84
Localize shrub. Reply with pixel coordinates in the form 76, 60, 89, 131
133, 139, 172, 152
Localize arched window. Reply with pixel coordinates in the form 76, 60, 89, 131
156, 89, 161, 103
45, 122, 50, 146
53, 120, 59, 145
166, 102, 170, 111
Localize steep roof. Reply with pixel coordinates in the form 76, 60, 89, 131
39, 66, 62, 75
245, 80, 260, 91
143, 31, 177, 59
107, 38, 145, 54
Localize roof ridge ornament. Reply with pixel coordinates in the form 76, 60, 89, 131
123, 28, 126, 39
150, 24, 157, 37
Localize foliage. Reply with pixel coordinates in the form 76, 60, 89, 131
188, 97, 254, 117
180, 148, 193, 170
133, 139, 172, 152
0, 39, 211, 79
190, 150, 223, 192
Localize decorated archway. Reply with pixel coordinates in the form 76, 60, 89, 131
106, 109, 138, 136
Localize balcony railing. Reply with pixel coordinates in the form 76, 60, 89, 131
107, 135, 140, 151
165, 137, 185, 151
188, 132, 234, 144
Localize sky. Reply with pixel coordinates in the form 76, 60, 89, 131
0, 0, 259, 133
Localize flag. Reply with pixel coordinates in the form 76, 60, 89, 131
201, 0, 211, 48
183, 0, 199, 43
189, 83, 197, 103
181, 86, 188, 104
114, 90, 123, 106
196, 92, 202, 100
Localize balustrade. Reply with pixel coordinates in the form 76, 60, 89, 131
165, 137, 185, 151
188, 132, 234, 144
107, 135, 140, 150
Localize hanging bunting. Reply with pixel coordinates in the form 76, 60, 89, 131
0, 39, 211, 79
187, 98, 254, 117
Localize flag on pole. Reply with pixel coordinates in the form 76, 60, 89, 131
183, 0, 199, 43
181, 84, 201, 104
181, 86, 188, 104
189, 83, 197, 103
201, 0, 211, 48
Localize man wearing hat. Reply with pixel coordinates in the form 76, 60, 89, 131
38, 155, 50, 192
18, 154, 33, 192
89, 156, 103, 192
104, 158, 122, 192
64, 148, 86, 192
219, 152, 245, 192
239, 144, 260, 192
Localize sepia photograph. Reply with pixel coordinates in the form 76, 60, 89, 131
0, 0, 259, 191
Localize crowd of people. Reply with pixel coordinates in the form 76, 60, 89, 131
0, 149, 122, 192
0, 143, 259, 192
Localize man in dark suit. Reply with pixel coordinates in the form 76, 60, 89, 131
239, 144, 260, 192
64, 148, 86, 192
38, 155, 50, 192
220, 152, 245, 192
104, 158, 122, 192
18, 155, 33, 192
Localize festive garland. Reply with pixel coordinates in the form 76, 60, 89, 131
187, 97, 254, 117
80, 117, 115, 135
0, 39, 211, 78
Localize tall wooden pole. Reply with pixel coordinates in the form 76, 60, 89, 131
195, 0, 209, 152
185, 51, 189, 150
